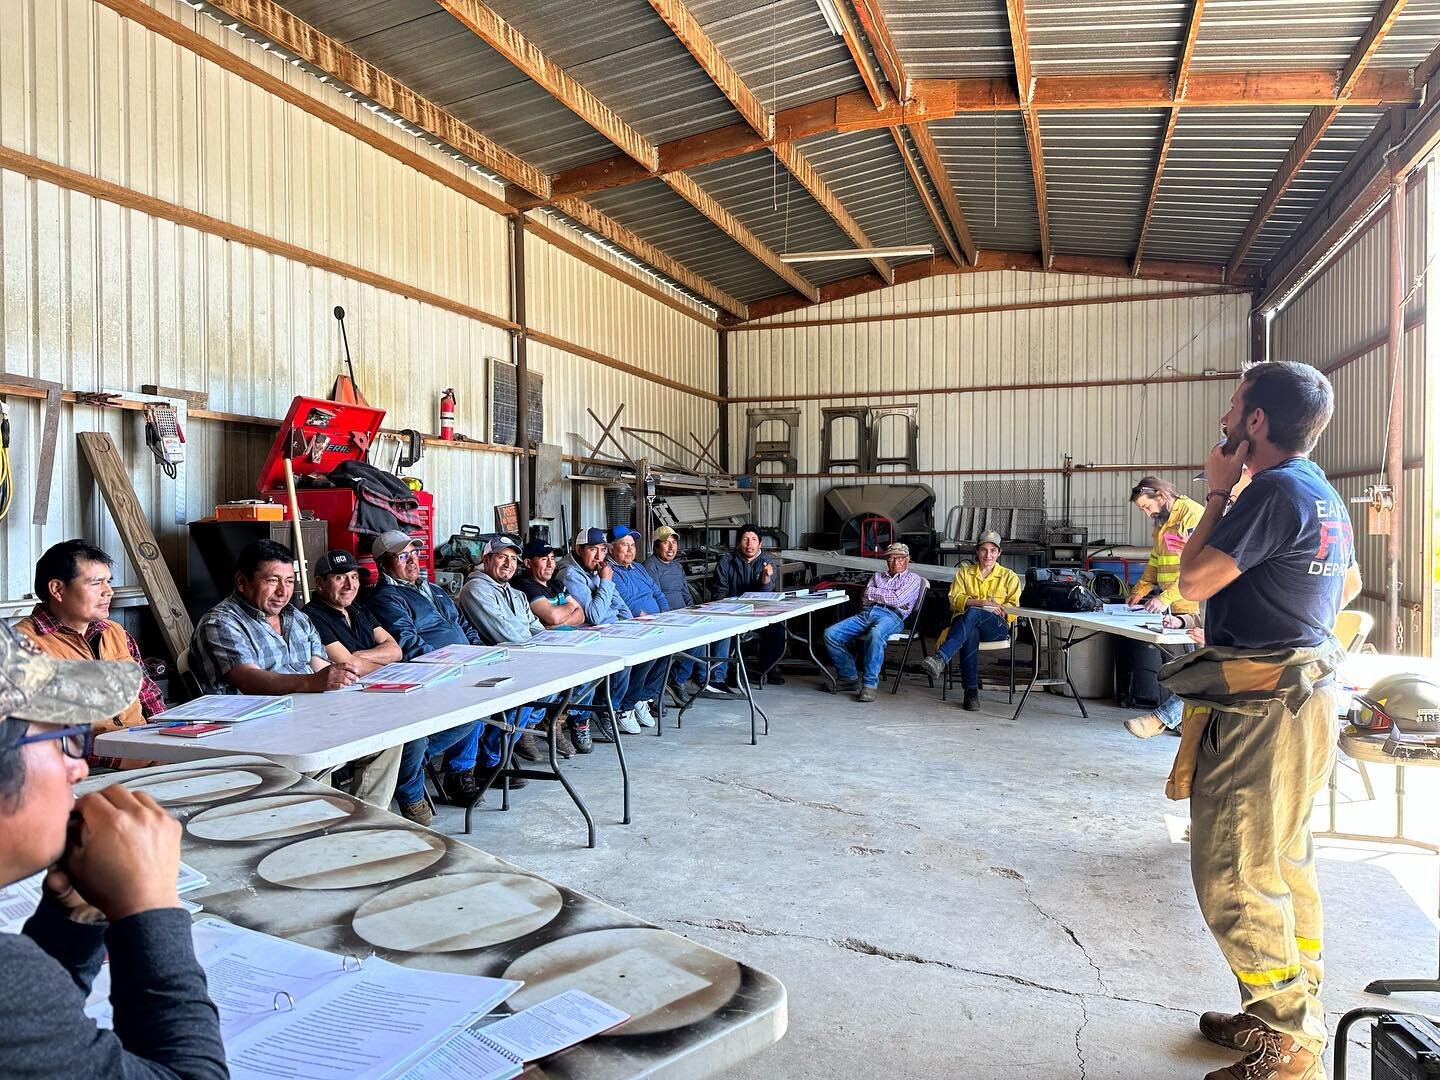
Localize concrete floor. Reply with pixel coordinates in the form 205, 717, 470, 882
431, 673, 1440, 1080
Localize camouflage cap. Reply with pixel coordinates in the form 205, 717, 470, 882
0, 620, 141, 728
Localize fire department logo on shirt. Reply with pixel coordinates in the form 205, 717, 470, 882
1309, 499, 1354, 577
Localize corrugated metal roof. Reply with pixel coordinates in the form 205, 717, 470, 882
1142, 106, 1313, 263
1373, 0, 1440, 67
586, 179, 796, 301
684, 151, 875, 285
875, 0, 1016, 79
1188, 0, 1378, 72
1027, 0, 1191, 76
486, 0, 744, 145
1240, 107, 1387, 266
925, 113, 1041, 254
1042, 109, 1168, 258
795, 129, 950, 257
684, 0, 866, 112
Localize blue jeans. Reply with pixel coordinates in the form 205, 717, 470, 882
823, 606, 904, 687
710, 625, 784, 683
934, 608, 1010, 690
618, 658, 666, 712
668, 654, 697, 687
478, 704, 545, 767
1156, 693, 1184, 730
396, 721, 481, 804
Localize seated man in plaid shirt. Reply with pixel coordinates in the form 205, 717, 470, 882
16, 539, 165, 768
821, 542, 926, 703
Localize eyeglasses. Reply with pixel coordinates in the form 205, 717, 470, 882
8, 725, 94, 760
394, 550, 419, 563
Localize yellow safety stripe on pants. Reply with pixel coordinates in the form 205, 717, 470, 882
1295, 936, 1322, 953
1235, 964, 1305, 987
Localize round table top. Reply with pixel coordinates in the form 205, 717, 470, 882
1340, 728, 1440, 766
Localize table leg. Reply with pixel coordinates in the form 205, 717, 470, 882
605, 677, 631, 826
734, 635, 770, 744
544, 691, 596, 849
1057, 624, 1089, 719
654, 654, 676, 737
804, 611, 836, 692
1010, 617, 1045, 721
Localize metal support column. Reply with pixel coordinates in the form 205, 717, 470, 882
509, 214, 533, 526
1385, 178, 1406, 651
717, 329, 730, 473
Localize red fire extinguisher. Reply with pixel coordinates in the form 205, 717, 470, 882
439, 388, 456, 441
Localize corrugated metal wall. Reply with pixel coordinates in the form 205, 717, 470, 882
1271, 173, 1432, 654
0, 0, 717, 600
728, 272, 1251, 551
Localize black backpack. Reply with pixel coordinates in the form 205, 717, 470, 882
1020, 567, 1104, 613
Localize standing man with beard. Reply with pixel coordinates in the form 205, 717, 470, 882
1169, 361, 1360, 1080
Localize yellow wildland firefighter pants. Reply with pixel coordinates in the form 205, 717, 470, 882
1189, 685, 1338, 1055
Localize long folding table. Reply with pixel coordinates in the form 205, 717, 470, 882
96, 650, 624, 848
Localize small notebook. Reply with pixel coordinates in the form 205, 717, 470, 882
159, 695, 293, 723
398, 990, 629, 1080
159, 722, 231, 738
358, 662, 466, 689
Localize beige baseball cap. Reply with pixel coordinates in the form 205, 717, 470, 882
976, 530, 1003, 550
372, 530, 421, 558
0, 620, 141, 728
884, 542, 911, 557
652, 525, 679, 547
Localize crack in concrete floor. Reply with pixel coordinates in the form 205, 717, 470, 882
696, 774, 865, 817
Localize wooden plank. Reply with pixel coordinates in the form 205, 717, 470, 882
887, 128, 964, 266
1004, 0, 1050, 266
830, 0, 890, 107
539, 69, 1416, 204
659, 172, 821, 301
549, 197, 748, 318
644, 0, 772, 139
0, 145, 520, 334
1134, 0, 1205, 274
1338, 0, 1410, 99
437, 0, 658, 171
740, 250, 1247, 321
77, 432, 195, 665
92, 0, 515, 218
526, 330, 722, 402
772, 142, 893, 282
906, 122, 977, 265
203, 0, 549, 197
851, 0, 909, 100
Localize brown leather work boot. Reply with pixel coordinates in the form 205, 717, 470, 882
1199, 1011, 1270, 1051
1203, 1030, 1323, 1080
399, 799, 433, 827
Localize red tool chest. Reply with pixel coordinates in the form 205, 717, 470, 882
256, 396, 435, 582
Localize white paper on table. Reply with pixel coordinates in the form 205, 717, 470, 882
1101, 603, 1146, 616
160, 695, 293, 722
411, 645, 508, 667
2, 862, 206, 935
358, 662, 466, 688
226, 956, 519, 1080
650, 612, 711, 626
592, 623, 662, 639
480, 989, 629, 1061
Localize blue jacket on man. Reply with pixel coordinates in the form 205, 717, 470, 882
367, 574, 482, 659
611, 560, 668, 616
556, 556, 631, 625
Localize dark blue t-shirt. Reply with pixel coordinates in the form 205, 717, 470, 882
1204, 457, 1354, 649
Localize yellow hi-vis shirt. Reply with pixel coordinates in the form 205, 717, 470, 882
947, 562, 1022, 625
1138, 495, 1204, 615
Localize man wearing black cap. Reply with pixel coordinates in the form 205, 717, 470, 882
712, 524, 786, 685
0, 621, 226, 1078
302, 549, 405, 809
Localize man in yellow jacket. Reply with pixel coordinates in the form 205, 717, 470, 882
919, 531, 1020, 711
1123, 478, 1203, 738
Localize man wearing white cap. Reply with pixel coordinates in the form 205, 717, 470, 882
821, 542, 925, 702
555, 527, 645, 736
920, 530, 1020, 711
0, 620, 226, 1076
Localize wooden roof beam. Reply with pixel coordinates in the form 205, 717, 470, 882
548, 198, 748, 318
888, 128, 965, 267
1004, 0, 1050, 267
660, 172, 820, 301
196, 0, 550, 197
1225, 0, 1408, 279
907, 122, 977, 265
644, 0, 772, 140
1134, 0, 1205, 275
523, 68, 1417, 207
437, 0, 658, 171
829, 0, 891, 108
851, 0, 909, 101
741, 251, 1252, 322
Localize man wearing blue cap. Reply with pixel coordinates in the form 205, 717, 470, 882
555, 528, 653, 737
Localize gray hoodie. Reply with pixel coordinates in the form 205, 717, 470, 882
556, 555, 631, 624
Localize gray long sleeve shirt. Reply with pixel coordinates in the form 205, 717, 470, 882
457, 570, 542, 644
0, 897, 227, 1079
556, 556, 631, 625
642, 554, 695, 610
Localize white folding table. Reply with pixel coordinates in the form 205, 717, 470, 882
97, 651, 624, 848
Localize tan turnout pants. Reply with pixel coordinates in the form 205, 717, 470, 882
1189, 684, 1338, 1055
